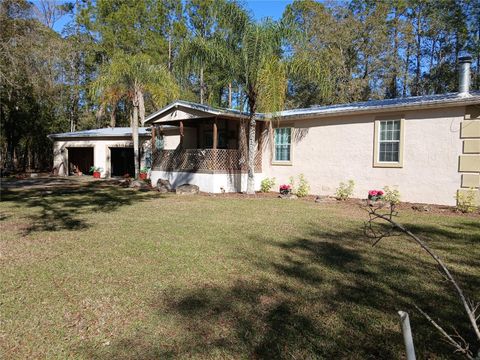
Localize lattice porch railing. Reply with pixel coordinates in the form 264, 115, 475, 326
152, 149, 262, 172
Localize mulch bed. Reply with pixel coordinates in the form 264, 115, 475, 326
199, 191, 480, 218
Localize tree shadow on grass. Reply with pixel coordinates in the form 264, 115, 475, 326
403, 221, 480, 244
74, 222, 479, 359
395, 221, 480, 274
1, 178, 164, 235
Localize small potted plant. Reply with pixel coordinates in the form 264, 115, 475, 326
90, 166, 102, 179
139, 167, 149, 180
279, 184, 292, 196
368, 189, 384, 205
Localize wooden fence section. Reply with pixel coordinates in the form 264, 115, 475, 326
152, 149, 262, 172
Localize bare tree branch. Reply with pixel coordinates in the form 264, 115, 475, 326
363, 202, 480, 358
414, 305, 474, 360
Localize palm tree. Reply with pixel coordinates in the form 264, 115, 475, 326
237, 21, 286, 194
238, 19, 329, 194
92, 52, 178, 178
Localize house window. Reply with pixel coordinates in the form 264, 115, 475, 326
274, 127, 292, 163
379, 120, 400, 162
374, 118, 404, 168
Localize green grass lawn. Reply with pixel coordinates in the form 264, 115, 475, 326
1, 178, 479, 359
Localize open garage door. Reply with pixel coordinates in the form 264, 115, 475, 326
110, 147, 134, 177
68, 147, 93, 175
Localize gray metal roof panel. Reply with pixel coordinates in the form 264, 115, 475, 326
263, 91, 480, 119
48, 127, 153, 139
143, 91, 480, 124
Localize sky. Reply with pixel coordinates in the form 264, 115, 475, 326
43, 0, 294, 35
245, 0, 293, 20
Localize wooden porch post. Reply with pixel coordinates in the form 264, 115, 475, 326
256, 122, 263, 172
212, 117, 218, 170
151, 126, 156, 150
238, 119, 248, 170
179, 120, 184, 148
213, 117, 218, 150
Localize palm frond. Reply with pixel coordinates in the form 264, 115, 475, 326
90, 51, 179, 111
288, 50, 333, 100
256, 56, 287, 113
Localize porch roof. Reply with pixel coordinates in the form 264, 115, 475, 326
143, 100, 250, 125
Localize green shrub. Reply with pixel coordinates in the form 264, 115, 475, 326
260, 177, 276, 192
296, 174, 310, 197
289, 176, 296, 194
383, 186, 401, 205
455, 188, 478, 213
287, 174, 310, 197
335, 180, 355, 200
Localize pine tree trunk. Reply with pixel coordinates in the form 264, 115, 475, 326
228, 83, 232, 108
132, 90, 140, 179
168, 35, 172, 72
246, 114, 256, 194
200, 66, 204, 104
403, 43, 410, 97
390, 11, 399, 99
110, 107, 116, 128
477, 19, 480, 90
413, 8, 422, 96
137, 89, 145, 175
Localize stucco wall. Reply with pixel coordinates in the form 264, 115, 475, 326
53, 138, 150, 177
261, 106, 465, 205
150, 170, 262, 193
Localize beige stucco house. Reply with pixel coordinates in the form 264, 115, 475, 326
50, 57, 480, 206
143, 92, 480, 206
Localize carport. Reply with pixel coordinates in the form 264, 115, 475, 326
110, 147, 134, 177
49, 127, 179, 178
48, 127, 152, 177
67, 147, 93, 175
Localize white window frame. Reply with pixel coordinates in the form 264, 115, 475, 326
272, 126, 293, 165
373, 116, 404, 168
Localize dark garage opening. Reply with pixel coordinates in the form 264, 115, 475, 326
68, 147, 93, 175
110, 147, 134, 177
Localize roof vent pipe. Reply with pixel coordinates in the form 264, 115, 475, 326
458, 55, 472, 95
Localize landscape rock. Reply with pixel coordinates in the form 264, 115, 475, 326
118, 179, 130, 187
412, 204, 430, 212
129, 179, 150, 190
156, 179, 172, 193
279, 193, 298, 200
175, 184, 199, 195
315, 196, 336, 203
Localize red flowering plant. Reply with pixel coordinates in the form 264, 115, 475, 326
368, 189, 384, 201
279, 184, 291, 195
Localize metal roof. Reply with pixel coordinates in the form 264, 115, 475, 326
48, 127, 153, 139
261, 91, 480, 120
144, 92, 480, 123
143, 100, 250, 124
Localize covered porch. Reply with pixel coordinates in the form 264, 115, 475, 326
146, 101, 263, 174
